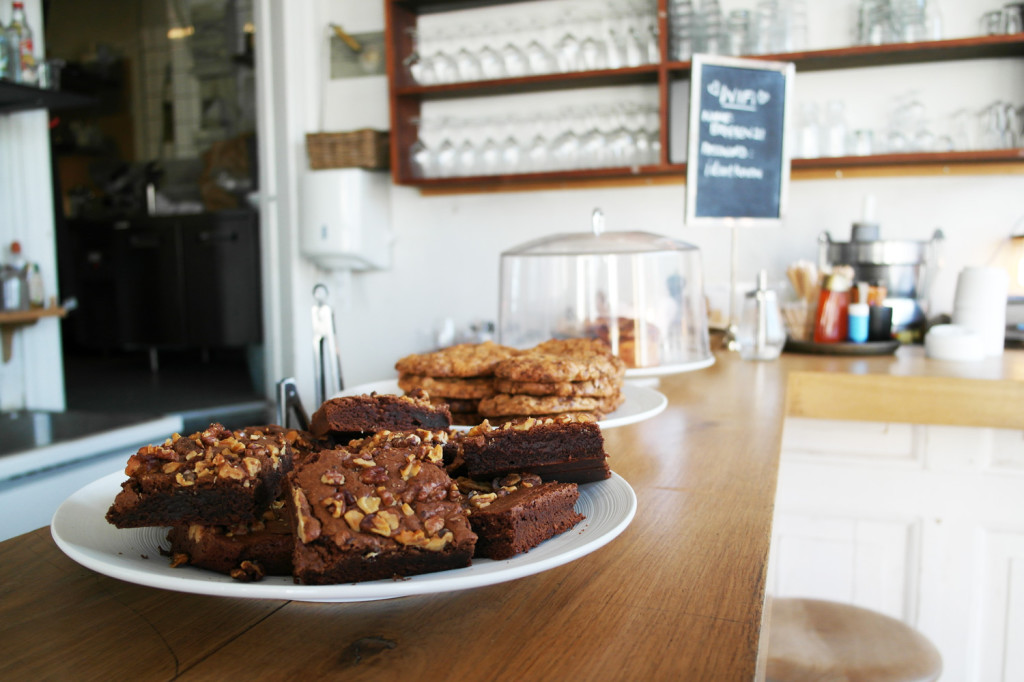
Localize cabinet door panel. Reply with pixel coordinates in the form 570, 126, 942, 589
180, 213, 262, 347
770, 512, 919, 622
112, 223, 186, 347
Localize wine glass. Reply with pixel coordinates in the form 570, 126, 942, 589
524, 17, 557, 75
408, 117, 433, 178
404, 27, 435, 85
425, 28, 459, 84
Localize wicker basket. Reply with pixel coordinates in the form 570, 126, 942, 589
306, 129, 390, 170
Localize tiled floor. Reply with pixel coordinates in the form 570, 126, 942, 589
63, 347, 272, 431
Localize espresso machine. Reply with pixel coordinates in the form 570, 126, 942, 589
819, 221, 944, 336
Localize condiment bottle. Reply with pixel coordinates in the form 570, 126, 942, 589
813, 272, 851, 343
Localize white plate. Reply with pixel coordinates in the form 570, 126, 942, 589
51, 471, 636, 603
625, 355, 715, 379
337, 380, 667, 431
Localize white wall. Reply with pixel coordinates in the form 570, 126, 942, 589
0, 0, 64, 411
271, 0, 1023, 395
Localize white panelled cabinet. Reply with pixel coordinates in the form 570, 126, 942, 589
770, 417, 1024, 681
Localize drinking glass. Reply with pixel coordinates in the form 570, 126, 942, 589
408, 117, 434, 178
455, 38, 483, 82
694, 0, 725, 54
404, 27, 435, 85
554, 13, 583, 72
424, 28, 458, 84
524, 16, 558, 76
669, 0, 696, 61
580, 11, 610, 71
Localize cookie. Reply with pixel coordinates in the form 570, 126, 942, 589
395, 341, 520, 378
493, 376, 621, 397
477, 393, 624, 418
493, 352, 625, 383
398, 374, 497, 400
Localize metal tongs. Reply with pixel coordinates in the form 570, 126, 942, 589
275, 378, 309, 431
311, 283, 344, 407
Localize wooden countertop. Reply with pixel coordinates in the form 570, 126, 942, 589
1, 347, 1020, 680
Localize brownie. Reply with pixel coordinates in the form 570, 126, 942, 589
286, 430, 477, 585
310, 390, 452, 443
458, 473, 585, 560
455, 415, 611, 483
106, 423, 298, 529
166, 498, 293, 582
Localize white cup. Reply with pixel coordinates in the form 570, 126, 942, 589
952, 266, 1008, 356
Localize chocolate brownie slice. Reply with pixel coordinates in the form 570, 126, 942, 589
166, 498, 293, 581
286, 430, 476, 584
458, 473, 584, 560
106, 423, 298, 528
310, 390, 452, 443
455, 415, 611, 483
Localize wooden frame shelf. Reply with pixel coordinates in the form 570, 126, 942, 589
385, 0, 1024, 191
0, 304, 67, 363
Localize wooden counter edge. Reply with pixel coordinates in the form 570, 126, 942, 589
784, 370, 1024, 431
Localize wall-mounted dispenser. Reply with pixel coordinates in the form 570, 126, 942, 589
299, 168, 393, 271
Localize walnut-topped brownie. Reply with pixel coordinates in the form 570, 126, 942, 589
309, 389, 452, 443
166, 497, 293, 582
106, 423, 299, 529
458, 473, 585, 560
455, 415, 611, 484
286, 430, 476, 584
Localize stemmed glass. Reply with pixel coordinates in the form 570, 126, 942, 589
424, 28, 458, 84
432, 117, 458, 177
477, 23, 507, 80
454, 24, 483, 82
554, 11, 583, 72
524, 17, 557, 76
404, 27, 435, 85
408, 117, 434, 178
500, 19, 529, 78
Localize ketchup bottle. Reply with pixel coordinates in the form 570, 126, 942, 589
813, 273, 851, 343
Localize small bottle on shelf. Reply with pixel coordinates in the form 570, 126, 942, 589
7, 1, 36, 85
1, 241, 29, 311
27, 262, 44, 308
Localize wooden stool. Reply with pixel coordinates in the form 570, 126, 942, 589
766, 598, 942, 682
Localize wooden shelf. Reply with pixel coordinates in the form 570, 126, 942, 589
405, 148, 1024, 194
386, 0, 1024, 189
0, 305, 67, 362
0, 82, 96, 115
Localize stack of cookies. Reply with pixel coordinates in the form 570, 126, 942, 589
478, 338, 626, 423
395, 341, 521, 426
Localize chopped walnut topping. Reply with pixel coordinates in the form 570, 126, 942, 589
469, 492, 498, 509
343, 508, 365, 532
243, 457, 262, 477
356, 495, 381, 514
320, 470, 346, 486
230, 561, 265, 582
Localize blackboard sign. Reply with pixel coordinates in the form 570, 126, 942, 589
685, 55, 794, 226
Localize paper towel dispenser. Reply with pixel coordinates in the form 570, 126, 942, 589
299, 168, 393, 271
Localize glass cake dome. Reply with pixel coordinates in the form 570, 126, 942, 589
498, 209, 713, 376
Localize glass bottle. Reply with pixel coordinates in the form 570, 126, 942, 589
813, 273, 851, 343
739, 270, 786, 360
8, 1, 35, 85
0, 17, 10, 80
